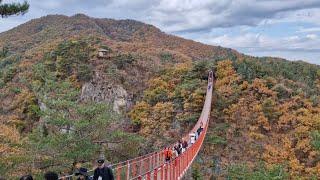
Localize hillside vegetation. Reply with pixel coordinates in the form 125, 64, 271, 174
0, 14, 319, 179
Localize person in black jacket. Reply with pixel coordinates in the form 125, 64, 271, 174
20, 175, 33, 180
44, 172, 58, 180
75, 167, 90, 180
197, 122, 204, 136
93, 159, 114, 180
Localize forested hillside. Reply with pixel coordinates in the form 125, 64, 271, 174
0, 14, 319, 179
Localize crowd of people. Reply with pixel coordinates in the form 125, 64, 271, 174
15, 158, 114, 180
164, 122, 204, 163
13, 122, 205, 180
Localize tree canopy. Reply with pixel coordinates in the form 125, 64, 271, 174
0, 0, 29, 17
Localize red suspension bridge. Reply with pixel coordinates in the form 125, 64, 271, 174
61, 71, 214, 180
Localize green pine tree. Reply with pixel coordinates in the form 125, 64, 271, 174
0, 0, 29, 17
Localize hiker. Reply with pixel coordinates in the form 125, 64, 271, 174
197, 122, 204, 136
72, 161, 82, 175
189, 132, 196, 144
75, 167, 90, 180
164, 147, 173, 163
44, 171, 59, 180
182, 138, 188, 153
173, 142, 182, 156
20, 175, 33, 180
212, 72, 216, 80
93, 158, 114, 180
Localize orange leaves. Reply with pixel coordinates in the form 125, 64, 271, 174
250, 78, 276, 98
147, 77, 169, 90
140, 102, 174, 136
129, 101, 150, 126
263, 137, 295, 168
152, 102, 174, 124
130, 99, 174, 136
215, 60, 240, 97
215, 59, 320, 178
0, 124, 21, 144
216, 60, 237, 79
0, 123, 23, 157
296, 138, 312, 153
183, 88, 205, 112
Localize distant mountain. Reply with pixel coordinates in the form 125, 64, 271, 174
0, 14, 239, 60
0, 14, 319, 179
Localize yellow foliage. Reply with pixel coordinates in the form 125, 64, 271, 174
250, 78, 276, 97
295, 138, 311, 153
148, 77, 169, 90
129, 101, 150, 125
248, 131, 265, 140
0, 123, 23, 156
215, 60, 240, 97
133, 101, 174, 136
0, 124, 20, 144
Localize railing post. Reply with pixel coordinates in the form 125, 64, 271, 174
156, 152, 158, 167
139, 160, 142, 174
132, 161, 137, 177
154, 168, 158, 180
127, 161, 130, 180
116, 165, 121, 180
164, 164, 167, 180
146, 172, 151, 180
160, 165, 164, 180
177, 158, 180, 178
149, 154, 152, 172
173, 159, 177, 179
170, 161, 173, 180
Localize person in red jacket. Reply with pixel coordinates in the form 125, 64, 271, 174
164, 147, 173, 163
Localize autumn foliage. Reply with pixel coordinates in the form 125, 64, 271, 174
1, 15, 320, 179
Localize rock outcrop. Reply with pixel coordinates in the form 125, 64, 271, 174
80, 72, 130, 114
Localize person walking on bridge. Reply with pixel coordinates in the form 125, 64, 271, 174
182, 138, 188, 153
164, 147, 173, 163
20, 175, 33, 180
75, 167, 90, 180
189, 132, 196, 144
197, 122, 204, 136
44, 172, 59, 180
93, 158, 114, 180
174, 142, 182, 156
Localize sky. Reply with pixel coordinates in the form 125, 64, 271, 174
0, 0, 319, 65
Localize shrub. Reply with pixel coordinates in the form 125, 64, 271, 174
114, 54, 135, 69
100, 45, 112, 52
0, 79, 5, 88
0, 46, 9, 58
9, 87, 21, 94
77, 64, 93, 82
160, 52, 173, 62
227, 164, 288, 180
3, 66, 17, 83
311, 131, 320, 151
207, 135, 227, 145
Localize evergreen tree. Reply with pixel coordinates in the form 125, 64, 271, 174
0, 0, 29, 17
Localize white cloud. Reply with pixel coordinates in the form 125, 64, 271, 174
297, 27, 320, 33
265, 8, 320, 27
147, 0, 320, 32
202, 32, 320, 51
196, 32, 320, 63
